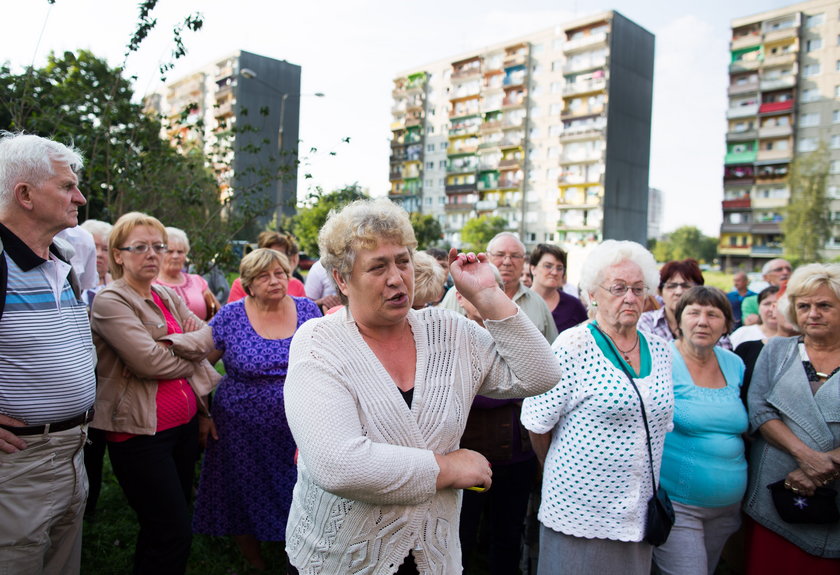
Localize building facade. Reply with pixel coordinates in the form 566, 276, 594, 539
720, 0, 840, 270
388, 11, 655, 264
145, 51, 302, 233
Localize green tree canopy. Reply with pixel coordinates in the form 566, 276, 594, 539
409, 213, 443, 250
290, 184, 369, 257
783, 143, 831, 266
653, 226, 718, 263
460, 215, 508, 253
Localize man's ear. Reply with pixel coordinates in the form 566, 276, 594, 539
13, 182, 34, 211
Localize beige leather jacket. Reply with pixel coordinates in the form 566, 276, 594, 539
90, 279, 220, 435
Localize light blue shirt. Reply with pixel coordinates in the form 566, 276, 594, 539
660, 342, 748, 507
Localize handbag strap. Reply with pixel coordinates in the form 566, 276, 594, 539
591, 323, 659, 494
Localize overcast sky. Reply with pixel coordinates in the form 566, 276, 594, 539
3, 0, 797, 236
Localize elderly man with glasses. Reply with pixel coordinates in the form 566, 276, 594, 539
740, 258, 792, 326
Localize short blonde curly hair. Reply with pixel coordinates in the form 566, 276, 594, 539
782, 263, 840, 330
239, 248, 291, 296
318, 198, 417, 300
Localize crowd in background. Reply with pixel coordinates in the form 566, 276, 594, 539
0, 132, 837, 575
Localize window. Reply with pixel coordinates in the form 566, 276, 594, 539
832, 135, 840, 149
550, 82, 563, 93
426, 144, 434, 152
836, 60, 840, 72
836, 86, 840, 98
551, 60, 564, 72
439, 142, 447, 151
801, 112, 820, 127
549, 103, 562, 115
439, 160, 446, 169
834, 110, 840, 123
548, 125, 562, 137
804, 63, 821, 77
831, 160, 840, 174
799, 138, 818, 152
806, 13, 825, 27
802, 88, 820, 102
807, 38, 823, 51
425, 161, 434, 170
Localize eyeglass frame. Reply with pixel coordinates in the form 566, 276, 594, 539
599, 283, 647, 298
662, 281, 695, 291
488, 251, 525, 262
116, 243, 168, 255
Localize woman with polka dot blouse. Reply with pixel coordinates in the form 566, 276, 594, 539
522, 240, 674, 575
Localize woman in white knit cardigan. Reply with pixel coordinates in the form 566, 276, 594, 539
283, 198, 562, 575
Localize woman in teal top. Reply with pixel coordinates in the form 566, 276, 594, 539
653, 286, 747, 575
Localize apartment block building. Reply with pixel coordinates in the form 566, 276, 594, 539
720, 0, 840, 270
388, 11, 655, 261
144, 51, 302, 232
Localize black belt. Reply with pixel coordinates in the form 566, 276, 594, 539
0, 408, 95, 436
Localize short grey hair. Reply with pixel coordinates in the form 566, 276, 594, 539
762, 258, 790, 277
486, 231, 526, 255
0, 132, 84, 212
164, 226, 190, 253
80, 219, 112, 241
578, 240, 659, 308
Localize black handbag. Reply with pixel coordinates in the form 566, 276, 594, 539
768, 480, 840, 524
592, 324, 675, 546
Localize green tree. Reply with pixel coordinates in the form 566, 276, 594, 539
409, 213, 443, 250
460, 215, 508, 253
290, 185, 369, 257
783, 144, 831, 265
653, 226, 718, 263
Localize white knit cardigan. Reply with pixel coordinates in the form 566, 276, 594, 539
284, 306, 562, 574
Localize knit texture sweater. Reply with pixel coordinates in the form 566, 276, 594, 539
284, 306, 562, 574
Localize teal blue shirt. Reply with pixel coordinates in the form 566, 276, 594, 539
660, 341, 748, 507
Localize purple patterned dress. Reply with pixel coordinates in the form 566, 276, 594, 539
193, 297, 321, 540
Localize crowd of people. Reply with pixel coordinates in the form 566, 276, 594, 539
1, 131, 838, 575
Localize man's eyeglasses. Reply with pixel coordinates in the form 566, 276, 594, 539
117, 243, 168, 255
600, 283, 646, 298
488, 252, 525, 262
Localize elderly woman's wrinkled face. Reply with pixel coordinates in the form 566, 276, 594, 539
92, 234, 109, 279
248, 261, 289, 303
795, 285, 840, 341
591, 260, 646, 330
162, 239, 188, 276
678, 303, 727, 348
758, 292, 779, 330
335, 241, 414, 328
113, 225, 165, 286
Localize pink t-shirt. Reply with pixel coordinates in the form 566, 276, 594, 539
155, 273, 210, 320
228, 276, 306, 302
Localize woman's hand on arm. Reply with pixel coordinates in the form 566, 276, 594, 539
434, 449, 492, 491
448, 248, 516, 321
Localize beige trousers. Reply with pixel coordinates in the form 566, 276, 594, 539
0, 425, 88, 575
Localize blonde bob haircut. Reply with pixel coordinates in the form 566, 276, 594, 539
318, 197, 417, 289
412, 251, 447, 308
239, 248, 291, 296
781, 263, 840, 330
108, 212, 167, 280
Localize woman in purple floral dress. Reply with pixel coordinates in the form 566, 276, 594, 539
193, 249, 321, 570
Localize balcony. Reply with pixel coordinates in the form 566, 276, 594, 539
759, 100, 794, 114
725, 150, 757, 164
475, 199, 498, 211
726, 104, 760, 119
730, 34, 761, 51
444, 181, 477, 194
563, 78, 607, 97
729, 59, 761, 73
728, 80, 759, 96
758, 124, 792, 138
497, 179, 522, 190
757, 148, 792, 162
722, 198, 751, 209
719, 244, 753, 256
563, 58, 608, 75
498, 158, 521, 169
480, 120, 503, 133
727, 129, 758, 142
752, 195, 788, 209
561, 104, 606, 120
447, 163, 478, 175
751, 221, 782, 234
763, 26, 798, 43
751, 245, 784, 256
762, 52, 797, 68
720, 221, 753, 233
563, 31, 609, 53
760, 76, 796, 91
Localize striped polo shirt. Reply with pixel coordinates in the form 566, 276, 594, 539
0, 223, 96, 425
